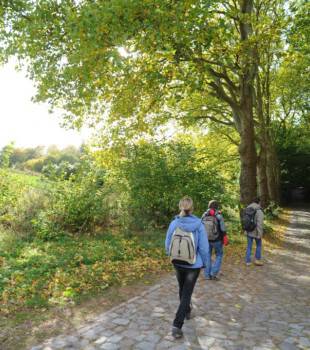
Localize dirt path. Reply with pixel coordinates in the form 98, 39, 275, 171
30, 210, 310, 350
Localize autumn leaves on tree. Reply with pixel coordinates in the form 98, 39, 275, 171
1, 0, 308, 206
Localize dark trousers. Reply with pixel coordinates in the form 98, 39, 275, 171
173, 265, 200, 329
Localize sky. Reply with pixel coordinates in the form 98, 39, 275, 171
0, 60, 91, 149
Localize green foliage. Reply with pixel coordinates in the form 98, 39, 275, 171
8, 188, 49, 235
2, 1, 305, 205
0, 157, 110, 239
0, 169, 42, 222
0, 142, 14, 168
41, 160, 78, 180
1, 143, 82, 175
274, 121, 310, 201
1, 135, 239, 237
96, 137, 239, 230
10, 146, 44, 167
29, 160, 109, 238
31, 210, 65, 241
264, 201, 281, 219
0, 229, 169, 313
44, 160, 110, 235
0, 0, 288, 133
121, 142, 225, 228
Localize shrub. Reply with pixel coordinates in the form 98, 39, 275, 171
35, 158, 111, 237
31, 210, 65, 241
111, 141, 229, 229
0, 162, 111, 239
9, 188, 49, 235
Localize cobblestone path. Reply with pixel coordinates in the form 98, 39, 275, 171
31, 210, 310, 350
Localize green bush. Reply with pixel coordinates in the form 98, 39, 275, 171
111, 141, 230, 229
0, 169, 19, 217
8, 188, 49, 235
0, 161, 111, 239
0, 169, 40, 226
34, 158, 110, 237
31, 210, 65, 241
1, 141, 238, 237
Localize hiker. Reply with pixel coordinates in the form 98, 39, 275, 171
242, 197, 264, 266
165, 196, 209, 339
202, 200, 228, 281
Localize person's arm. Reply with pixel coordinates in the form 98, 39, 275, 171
216, 213, 229, 245
165, 221, 176, 255
256, 209, 264, 237
216, 213, 227, 234
197, 222, 209, 267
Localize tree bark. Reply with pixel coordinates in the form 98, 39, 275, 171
237, 0, 258, 205
266, 137, 280, 203
255, 68, 270, 208
203, 0, 258, 205
257, 146, 269, 207
238, 108, 257, 206
263, 51, 280, 204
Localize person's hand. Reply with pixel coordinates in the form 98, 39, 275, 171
223, 235, 229, 246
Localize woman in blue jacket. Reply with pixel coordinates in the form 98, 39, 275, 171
165, 196, 209, 339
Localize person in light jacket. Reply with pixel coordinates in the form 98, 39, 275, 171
165, 196, 209, 339
245, 197, 264, 266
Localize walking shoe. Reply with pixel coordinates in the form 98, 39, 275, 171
205, 275, 211, 280
211, 275, 220, 281
245, 262, 251, 266
172, 326, 183, 339
254, 259, 264, 266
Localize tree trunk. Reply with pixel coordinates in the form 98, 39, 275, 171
266, 137, 280, 203
264, 52, 280, 205
207, 0, 258, 206
238, 107, 257, 206
238, 0, 258, 206
255, 67, 270, 208
257, 146, 269, 208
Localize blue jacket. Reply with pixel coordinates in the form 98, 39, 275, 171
165, 214, 209, 269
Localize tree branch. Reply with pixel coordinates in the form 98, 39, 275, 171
220, 131, 240, 146
190, 115, 235, 127
207, 67, 238, 91
191, 57, 240, 74
207, 10, 238, 21
208, 80, 239, 111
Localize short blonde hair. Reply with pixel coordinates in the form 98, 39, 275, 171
179, 196, 194, 217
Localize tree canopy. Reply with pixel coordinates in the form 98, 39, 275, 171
0, 0, 309, 205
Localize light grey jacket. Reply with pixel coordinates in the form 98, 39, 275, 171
246, 202, 264, 239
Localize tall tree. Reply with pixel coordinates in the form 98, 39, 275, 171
0, 0, 293, 204
253, 0, 286, 206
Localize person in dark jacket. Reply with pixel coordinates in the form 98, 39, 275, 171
202, 200, 228, 280
165, 196, 209, 339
